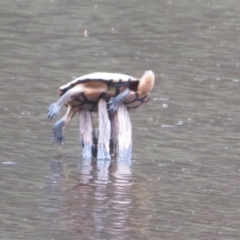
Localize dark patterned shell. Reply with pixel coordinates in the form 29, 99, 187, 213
59, 72, 139, 95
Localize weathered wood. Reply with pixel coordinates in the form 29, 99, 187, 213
79, 110, 95, 159
79, 102, 132, 162
111, 103, 132, 161
97, 99, 111, 160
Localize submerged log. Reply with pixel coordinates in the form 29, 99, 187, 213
111, 103, 132, 161
79, 110, 95, 159
97, 99, 111, 160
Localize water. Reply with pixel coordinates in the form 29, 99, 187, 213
1, 0, 240, 239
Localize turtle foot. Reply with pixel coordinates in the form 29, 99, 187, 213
107, 97, 119, 114
52, 121, 65, 146
47, 103, 60, 119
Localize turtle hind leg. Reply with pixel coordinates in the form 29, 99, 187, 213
52, 120, 65, 145
47, 84, 83, 119
107, 88, 131, 114
47, 103, 61, 119
51, 105, 75, 146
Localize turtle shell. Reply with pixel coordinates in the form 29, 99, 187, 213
59, 72, 139, 96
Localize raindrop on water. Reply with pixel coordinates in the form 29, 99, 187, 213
159, 164, 167, 167
2, 162, 16, 165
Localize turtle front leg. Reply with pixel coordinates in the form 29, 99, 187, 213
52, 105, 75, 145
107, 88, 131, 114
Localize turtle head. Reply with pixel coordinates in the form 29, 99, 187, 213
138, 70, 155, 94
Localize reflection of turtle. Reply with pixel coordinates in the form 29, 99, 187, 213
47, 70, 155, 145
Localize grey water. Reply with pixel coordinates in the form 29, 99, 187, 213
1, 0, 240, 239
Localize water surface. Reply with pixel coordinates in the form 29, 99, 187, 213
1, 0, 240, 239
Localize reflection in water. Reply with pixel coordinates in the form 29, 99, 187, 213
47, 157, 139, 240
74, 158, 133, 240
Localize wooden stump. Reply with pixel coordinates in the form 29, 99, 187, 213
79, 102, 132, 162
97, 99, 111, 160
111, 103, 132, 162
79, 110, 95, 159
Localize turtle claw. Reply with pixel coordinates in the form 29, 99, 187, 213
107, 97, 119, 114
47, 103, 61, 119
52, 121, 65, 146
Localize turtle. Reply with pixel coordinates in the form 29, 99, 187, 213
47, 70, 155, 145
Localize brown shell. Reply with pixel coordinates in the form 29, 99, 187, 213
59, 72, 139, 96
